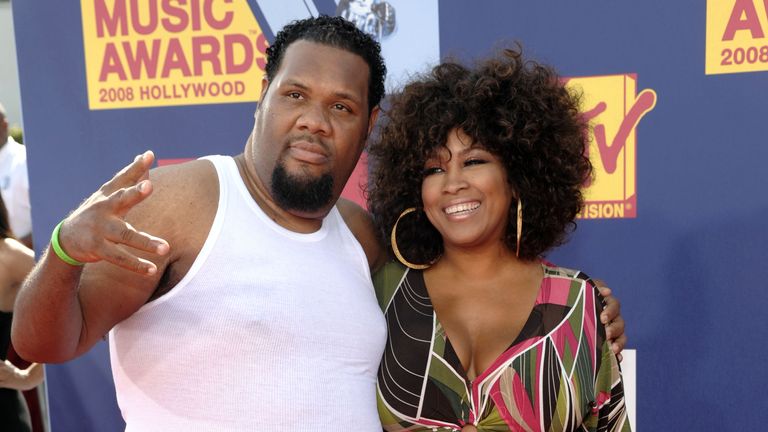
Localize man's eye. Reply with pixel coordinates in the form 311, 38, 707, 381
333, 103, 351, 112
288, 92, 302, 99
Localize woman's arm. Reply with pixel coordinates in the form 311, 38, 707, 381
0, 361, 43, 391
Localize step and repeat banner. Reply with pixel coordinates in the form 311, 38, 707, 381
12, 1, 768, 430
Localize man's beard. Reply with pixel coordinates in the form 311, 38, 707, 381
271, 162, 334, 213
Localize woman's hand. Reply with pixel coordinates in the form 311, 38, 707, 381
594, 282, 627, 362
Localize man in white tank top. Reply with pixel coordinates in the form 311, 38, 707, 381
11, 16, 626, 432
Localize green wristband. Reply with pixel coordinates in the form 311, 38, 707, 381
51, 221, 85, 266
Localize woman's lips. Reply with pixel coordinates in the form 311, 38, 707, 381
444, 201, 480, 216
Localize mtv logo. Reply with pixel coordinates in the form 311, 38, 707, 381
566, 75, 657, 219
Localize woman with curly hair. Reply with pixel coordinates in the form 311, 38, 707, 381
367, 47, 631, 431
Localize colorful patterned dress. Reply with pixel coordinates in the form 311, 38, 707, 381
373, 261, 630, 432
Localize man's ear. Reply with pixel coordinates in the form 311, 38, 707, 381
254, 78, 270, 118
366, 106, 380, 138
259, 77, 270, 100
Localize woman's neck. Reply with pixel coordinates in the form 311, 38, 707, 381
432, 242, 535, 280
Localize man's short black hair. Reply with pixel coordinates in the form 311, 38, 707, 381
265, 15, 386, 113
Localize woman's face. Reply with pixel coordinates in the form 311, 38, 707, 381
421, 128, 514, 252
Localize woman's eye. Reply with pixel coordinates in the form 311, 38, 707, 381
465, 158, 487, 166
423, 166, 444, 176
288, 92, 302, 99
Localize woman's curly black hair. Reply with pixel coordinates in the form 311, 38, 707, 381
265, 15, 386, 113
367, 46, 592, 263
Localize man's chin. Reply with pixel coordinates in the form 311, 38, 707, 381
271, 163, 334, 213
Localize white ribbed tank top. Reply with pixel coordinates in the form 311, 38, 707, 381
109, 155, 387, 431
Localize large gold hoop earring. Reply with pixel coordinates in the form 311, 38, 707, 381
391, 207, 433, 270
516, 199, 523, 258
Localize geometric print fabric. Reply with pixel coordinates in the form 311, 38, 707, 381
374, 261, 631, 431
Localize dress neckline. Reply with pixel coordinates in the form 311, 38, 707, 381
411, 262, 549, 385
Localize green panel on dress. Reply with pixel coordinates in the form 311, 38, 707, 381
567, 278, 583, 306
377, 392, 405, 426
510, 349, 538, 406
373, 261, 408, 311
428, 352, 470, 408
549, 368, 574, 432
594, 343, 615, 400
432, 323, 447, 357
477, 405, 517, 432
573, 328, 595, 409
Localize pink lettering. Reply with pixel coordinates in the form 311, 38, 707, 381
191, 82, 207, 96
192, 36, 222, 75
205, 0, 234, 30
95, 0, 128, 37
161, 39, 192, 77
256, 33, 268, 72
224, 34, 253, 74
122, 40, 161, 79
96, 0, 237, 36
161, 0, 189, 33
722, 0, 766, 41
129, 0, 158, 35
99, 43, 128, 81
190, 0, 202, 31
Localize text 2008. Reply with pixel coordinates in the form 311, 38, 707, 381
721, 45, 768, 66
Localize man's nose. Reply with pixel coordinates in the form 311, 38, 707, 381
296, 103, 331, 135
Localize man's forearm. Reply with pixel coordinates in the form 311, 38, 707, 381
12, 246, 87, 363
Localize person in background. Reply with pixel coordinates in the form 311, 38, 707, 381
0, 102, 33, 249
368, 47, 630, 431
0, 193, 42, 432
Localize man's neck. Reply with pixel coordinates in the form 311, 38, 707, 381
233, 152, 328, 234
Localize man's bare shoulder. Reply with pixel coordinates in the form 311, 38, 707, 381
128, 158, 219, 255
336, 198, 373, 235
149, 158, 217, 195
336, 198, 384, 270
134, 159, 218, 216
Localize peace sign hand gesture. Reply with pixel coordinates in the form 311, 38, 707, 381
55, 151, 170, 275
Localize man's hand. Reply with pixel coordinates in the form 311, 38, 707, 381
593, 280, 627, 362
57, 151, 169, 275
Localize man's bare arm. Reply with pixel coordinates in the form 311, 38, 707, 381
12, 151, 171, 363
337, 198, 386, 271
